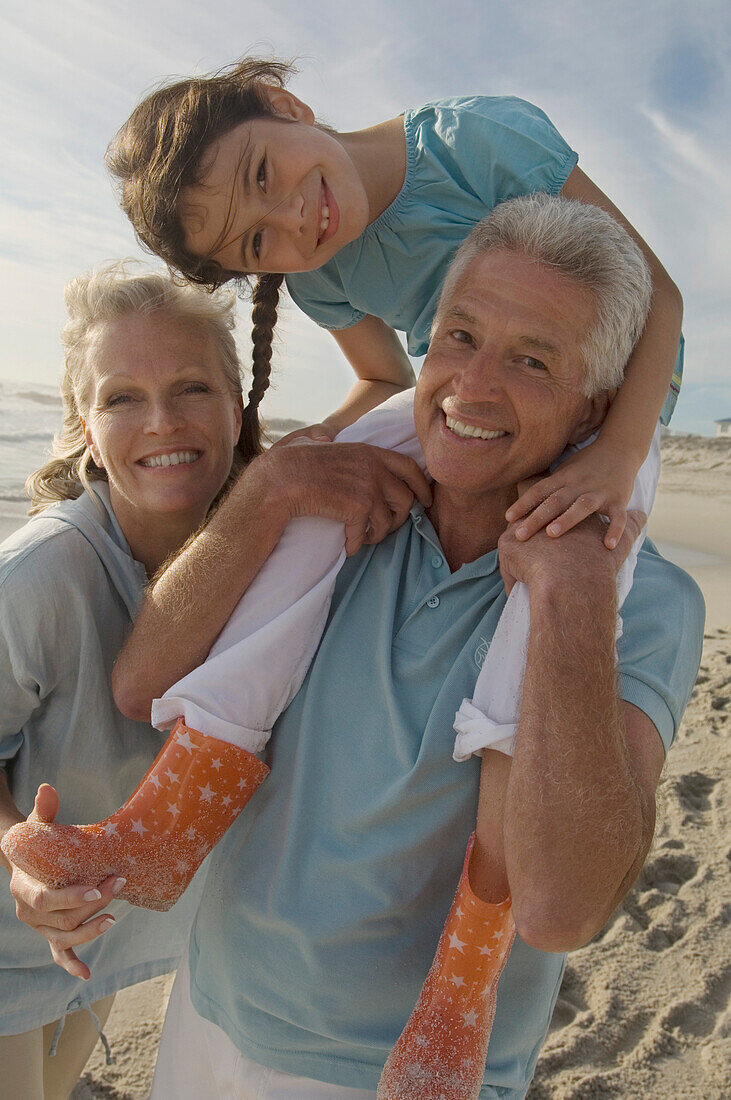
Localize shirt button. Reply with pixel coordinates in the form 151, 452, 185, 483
427, 595, 440, 608
431, 556, 443, 569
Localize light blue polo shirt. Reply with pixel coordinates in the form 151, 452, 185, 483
188, 508, 704, 1097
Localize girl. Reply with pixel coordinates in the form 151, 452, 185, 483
106, 57, 682, 547
5, 58, 682, 1100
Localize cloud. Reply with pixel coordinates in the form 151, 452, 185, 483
1, 0, 729, 433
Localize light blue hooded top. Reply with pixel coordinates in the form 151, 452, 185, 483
0, 485, 203, 1037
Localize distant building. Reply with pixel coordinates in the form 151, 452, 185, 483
715, 419, 731, 438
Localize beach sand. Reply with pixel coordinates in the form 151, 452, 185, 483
5, 434, 728, 1099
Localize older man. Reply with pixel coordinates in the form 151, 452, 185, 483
133, 197, 702, 1099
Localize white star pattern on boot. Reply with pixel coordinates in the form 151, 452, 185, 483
175, 730, 195, 752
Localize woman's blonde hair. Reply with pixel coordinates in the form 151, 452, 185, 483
27, 261, 257, 514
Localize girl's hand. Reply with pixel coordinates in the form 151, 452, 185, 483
505, 439, 639, 550
273, 422, 338, 446
7, 785, 125, 980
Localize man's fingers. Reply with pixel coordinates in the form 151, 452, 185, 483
362, 498, 394, 544
381, 474, 419, 526
612, 510, 646, 554
381, 452, 432, 508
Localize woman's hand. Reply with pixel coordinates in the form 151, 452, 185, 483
7, 785, 125, 980
505, 437, 638, 550
255, 440, 432, 556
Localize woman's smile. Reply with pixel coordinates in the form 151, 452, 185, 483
82, 310, 242, 541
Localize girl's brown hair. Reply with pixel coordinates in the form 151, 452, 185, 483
106, 57, 296, 446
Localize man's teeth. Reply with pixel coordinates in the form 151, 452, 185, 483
319, 204, 330, 236
140, 451, 200, 468
445, 416, 506, 441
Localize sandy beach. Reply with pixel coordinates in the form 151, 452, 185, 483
3, 433, 728, 1099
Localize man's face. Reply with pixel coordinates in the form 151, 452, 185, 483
415, 249, 605, 503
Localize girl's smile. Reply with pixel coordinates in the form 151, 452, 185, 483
180, 115, 370, 275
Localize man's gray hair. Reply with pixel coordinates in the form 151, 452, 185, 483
434, 193, 653, 396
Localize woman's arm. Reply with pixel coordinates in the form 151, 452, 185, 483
506, 166, 683, 548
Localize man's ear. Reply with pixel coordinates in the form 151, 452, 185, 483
568, 391, 611, 446
259, 86, 315, 126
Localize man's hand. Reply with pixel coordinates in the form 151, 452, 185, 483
497, 506, 646, 598
7, 785, 124, 980
253, 440, 432, 556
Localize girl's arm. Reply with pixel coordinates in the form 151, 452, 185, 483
278, 315, 415, 443
506, 166, 683, 549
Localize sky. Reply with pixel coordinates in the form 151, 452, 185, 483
0, 0, 729, 434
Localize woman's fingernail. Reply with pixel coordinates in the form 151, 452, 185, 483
83, 889, 102, 902
516, 526, 527, 539
112, 877, 127, 895
548, 524, 560, 536
100, 917, 116, 930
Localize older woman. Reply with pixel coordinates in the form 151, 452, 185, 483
0, 262, 426, 1099
0, 263, 256, 1099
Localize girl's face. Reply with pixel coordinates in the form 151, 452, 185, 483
82, 311, 242, 541
180, 114, 371, 275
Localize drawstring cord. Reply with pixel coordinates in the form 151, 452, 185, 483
47, 1003, 113, 1065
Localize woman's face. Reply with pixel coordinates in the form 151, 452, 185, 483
81, 310, 242, 541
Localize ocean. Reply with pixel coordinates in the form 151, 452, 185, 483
0, 380, 63, 503
0, 379, 305, 507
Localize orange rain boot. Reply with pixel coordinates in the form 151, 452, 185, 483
377, 834, 515, 1100
0, 720, 269, 911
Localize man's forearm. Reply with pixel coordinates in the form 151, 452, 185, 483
504, 578, 654, 951
113, 466, 292, 721
113, 439, 430, 721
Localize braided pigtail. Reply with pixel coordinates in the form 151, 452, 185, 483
238, 273, 283, 462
